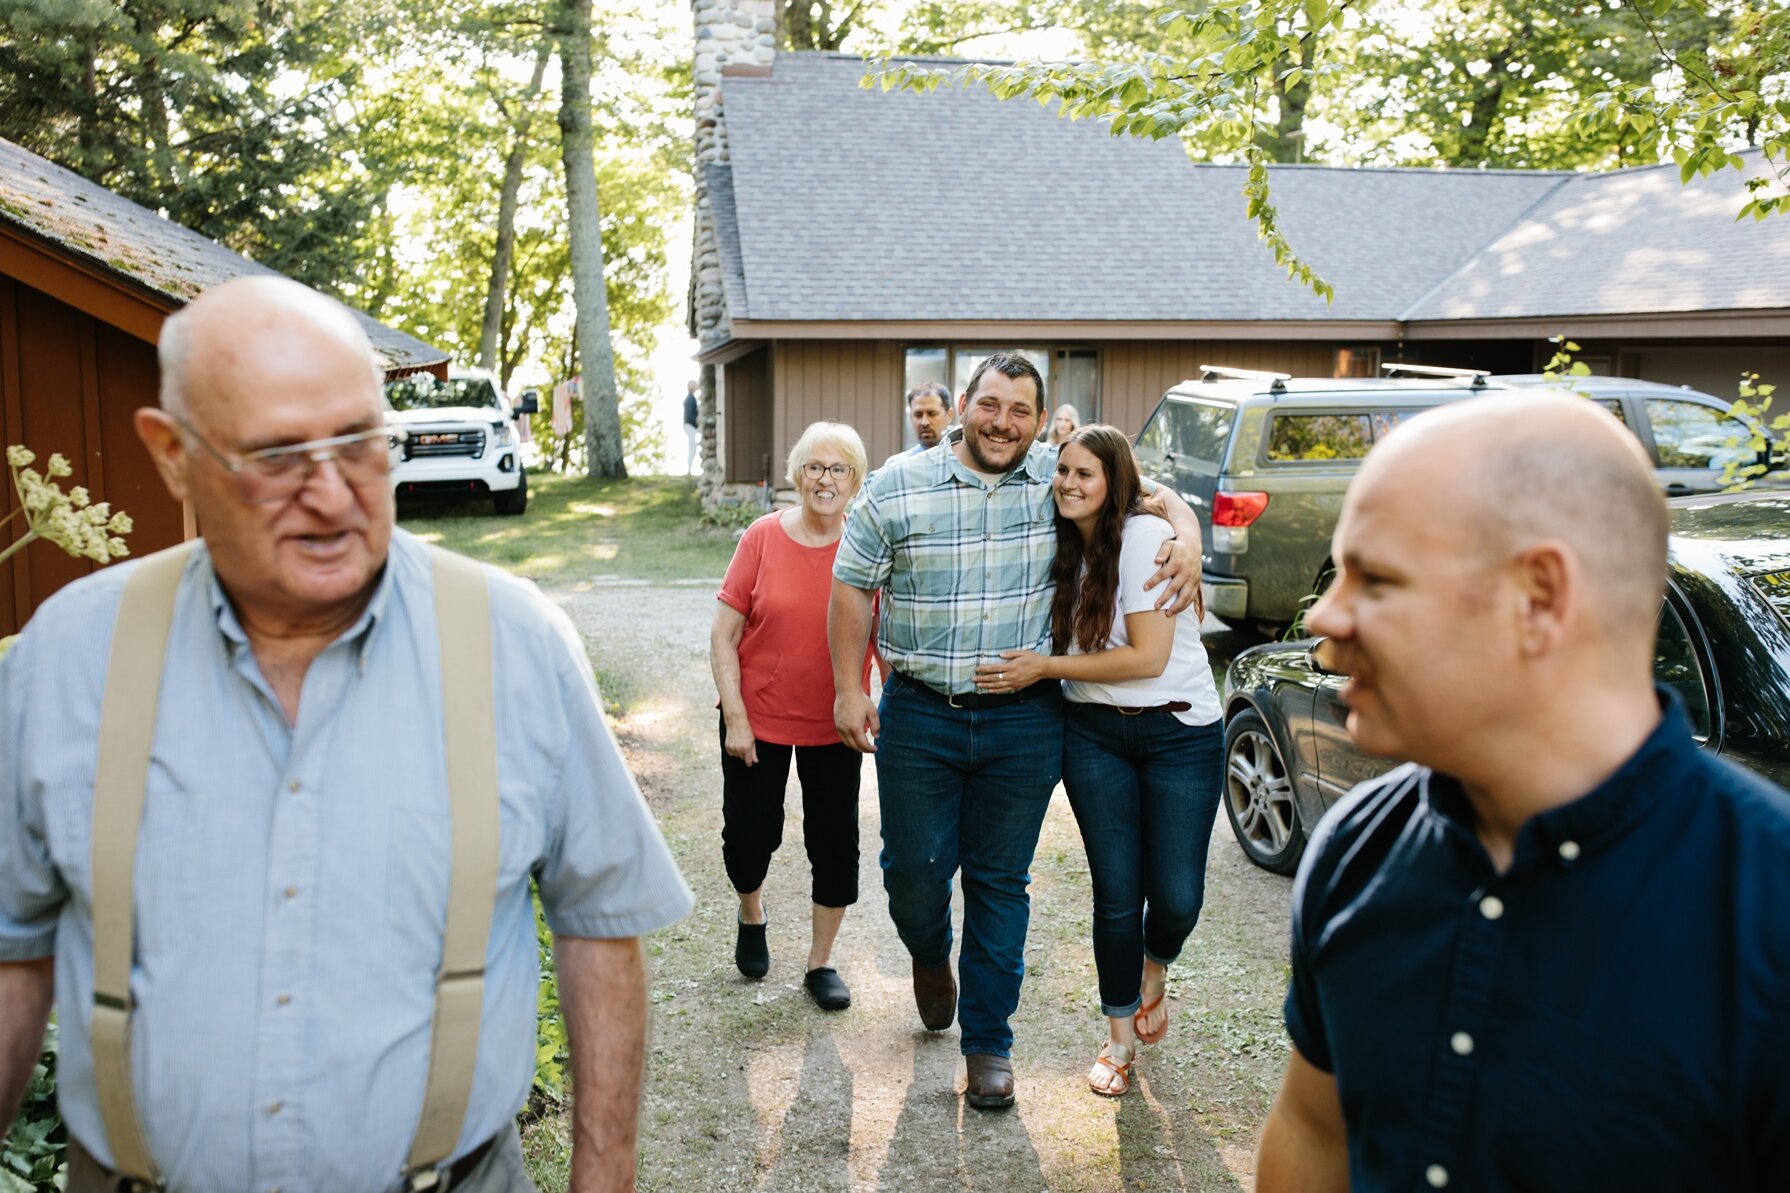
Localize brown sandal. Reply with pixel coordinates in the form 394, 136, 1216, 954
1134, 984, 1170, 1045
1088, 1043, 1136, 1097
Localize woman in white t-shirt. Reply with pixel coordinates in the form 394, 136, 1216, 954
974, 424, 1223, 1097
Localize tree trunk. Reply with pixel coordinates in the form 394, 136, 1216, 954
557, 0, 626, 478
479, 38, 552, 373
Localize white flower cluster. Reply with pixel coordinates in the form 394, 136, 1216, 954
4, 445, 134, 567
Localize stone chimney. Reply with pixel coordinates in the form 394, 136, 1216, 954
691, 0, 774, 502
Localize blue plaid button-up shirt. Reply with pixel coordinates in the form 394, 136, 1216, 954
835, 431, 1057, 694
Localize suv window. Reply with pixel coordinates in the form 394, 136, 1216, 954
1137, 400, 1234, 464
1266, 413, 1374, 462
1655, 596, 1712, 740
1645, 398, 1754, 471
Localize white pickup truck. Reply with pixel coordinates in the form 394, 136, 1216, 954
384, 367, 538, 516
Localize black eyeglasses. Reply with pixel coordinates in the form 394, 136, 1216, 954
175, 413, 406, 504
801, 462, 853, 480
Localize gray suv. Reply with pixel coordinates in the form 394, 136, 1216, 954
1493, 374, 1779, 497
1132, 365, 1784, 631
1133, 365, 1495, 630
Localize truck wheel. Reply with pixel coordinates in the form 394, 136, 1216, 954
494, 467, 528, 516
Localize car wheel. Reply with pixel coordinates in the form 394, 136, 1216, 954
1223, 707, 1304, 875
494, 467, 528, 516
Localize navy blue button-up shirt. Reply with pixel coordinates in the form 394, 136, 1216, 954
1286, 696, 1790, 1191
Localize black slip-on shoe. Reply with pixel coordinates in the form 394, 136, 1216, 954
804, 967, 852, 1011
735, 919, 769, 979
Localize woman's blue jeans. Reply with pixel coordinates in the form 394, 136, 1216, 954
875, 673, 1064, 1058
1062, 702, 1223, 1018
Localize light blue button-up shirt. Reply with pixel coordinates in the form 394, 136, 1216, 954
0, 530, 693, 1192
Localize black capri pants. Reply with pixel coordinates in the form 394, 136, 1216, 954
719, 714, 863, 908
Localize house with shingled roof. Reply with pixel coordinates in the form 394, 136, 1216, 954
686, 38, 1790, 500
0, 136, 449, 635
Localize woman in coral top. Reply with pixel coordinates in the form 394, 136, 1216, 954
710, 421, 873, 1011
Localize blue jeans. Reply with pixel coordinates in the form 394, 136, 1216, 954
875, 673, 1065, 1057
1062, 702, 1223, 1018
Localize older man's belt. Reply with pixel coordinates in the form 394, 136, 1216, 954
88, 542, 501, 1190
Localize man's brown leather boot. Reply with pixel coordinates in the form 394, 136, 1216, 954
965, 1054, 1016, 1109
912, 959, 956, 1031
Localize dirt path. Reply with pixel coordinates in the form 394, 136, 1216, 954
544, 580, 1295, 1193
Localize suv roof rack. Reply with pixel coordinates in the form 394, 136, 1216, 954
1200, 364, 1290, 392
1381, 362, 1489, 386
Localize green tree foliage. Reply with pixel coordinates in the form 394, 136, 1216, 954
866, 0, 1789, 296
1327, 0, 1731, 169
0, 0, 387, 292
0, 0, 683, 474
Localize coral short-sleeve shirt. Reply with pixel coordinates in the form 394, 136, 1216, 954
718, 511, 874, 746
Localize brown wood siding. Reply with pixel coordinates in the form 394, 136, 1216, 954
0, 277, 177, 636
771, 340, 904, 481
1100, 341, 1338, 436
723, 346, 773, 485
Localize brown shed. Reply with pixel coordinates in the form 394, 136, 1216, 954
0, 137, 449, 636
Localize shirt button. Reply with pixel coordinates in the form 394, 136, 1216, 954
283, 886, 298, 900
276, 993, 292, 1007
1426, 1164, 1449, 1187
1450, 1031, 1474, 1056
1558, 840, 1581, 861
1479, 895, 1504, 920
266, 1100, 283, 1116
287, 779, 301, 793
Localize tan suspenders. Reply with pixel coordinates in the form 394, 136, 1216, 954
87, 542, 500, 1188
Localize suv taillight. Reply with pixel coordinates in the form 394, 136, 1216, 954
1211, 490, 1268, 554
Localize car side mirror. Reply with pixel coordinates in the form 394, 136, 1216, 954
516, 389, 540, 416
1308, 638, 1342, 676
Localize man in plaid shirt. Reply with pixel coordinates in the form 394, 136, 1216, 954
828, 352, 1202, 1109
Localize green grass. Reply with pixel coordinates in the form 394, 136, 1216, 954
397, 473, 740, 586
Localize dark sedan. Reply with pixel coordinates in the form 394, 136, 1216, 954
1221, 491, 1790, 875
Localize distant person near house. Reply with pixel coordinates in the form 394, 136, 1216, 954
904, 381, 953, 455
828, 352, 1205, 1112
710, 422, 875, 1013
1256, 393, 1790, 1192
0, 276, 693, 1193
683, 380, 701, 476
1047, 404, 1081, 447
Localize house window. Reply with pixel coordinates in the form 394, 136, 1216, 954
901, 344, 1100, 447
1334, 347, 1381, 378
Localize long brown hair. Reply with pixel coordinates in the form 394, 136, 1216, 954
1050, 425, 1145, 654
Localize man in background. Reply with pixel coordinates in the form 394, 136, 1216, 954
683, 379, 702, 475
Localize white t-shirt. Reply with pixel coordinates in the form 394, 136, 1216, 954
1062, 513, 1222, 726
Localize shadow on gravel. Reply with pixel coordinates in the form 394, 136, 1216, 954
757, 1030, 854, 1191
1115, 1084, 1244, 1192
878, 1035, 1048, 1192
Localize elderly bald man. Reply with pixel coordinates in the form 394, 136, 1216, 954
0, 276, 691, 1193
1257, 393, 1790, 1192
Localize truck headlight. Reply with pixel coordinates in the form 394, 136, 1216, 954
491, 422, 515, 448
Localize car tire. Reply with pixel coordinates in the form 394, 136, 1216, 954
494, 467, 528, 516
1223, 707, 1305, 875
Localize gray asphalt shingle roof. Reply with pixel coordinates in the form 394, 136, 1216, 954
715, 53, 1789, 325
1402, 156, 1790, 321
0, 137, 449, 373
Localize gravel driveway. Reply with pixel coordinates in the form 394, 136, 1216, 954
544, 579, 1294, 1192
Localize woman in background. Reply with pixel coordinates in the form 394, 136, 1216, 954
974, 424, 1223, 1096
710, 421, 874, 1011
1047, 403, 1081, 446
